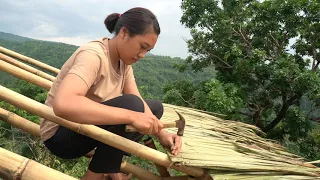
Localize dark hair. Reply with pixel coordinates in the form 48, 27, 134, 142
104, 7, 160, 36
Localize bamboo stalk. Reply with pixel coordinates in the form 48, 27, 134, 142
0, 85, 206, 178
0, 107, 164, 180
0, 107, 40, 137
0, 147, 77, 180
0, 46, 60, 74
120, 161, 162, 180
0, 60, 52, 90
0, 53, 56, 81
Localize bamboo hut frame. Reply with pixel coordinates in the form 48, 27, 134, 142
0, 52, 56, 81
0, 107, 189, 180
0, 147, 78, 180
0, 46, 60, 74
0, 47, 210, 179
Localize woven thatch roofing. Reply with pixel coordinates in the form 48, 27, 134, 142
162, 104, 320, 179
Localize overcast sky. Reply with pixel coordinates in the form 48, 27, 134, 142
0, 0, 192, 58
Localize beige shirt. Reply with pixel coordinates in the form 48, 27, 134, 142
40, 38, 135, 141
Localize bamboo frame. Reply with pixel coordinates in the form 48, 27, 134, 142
0, 46, 212, 179
0, 107, 40, 137
0, 107, 167, 180
0, 46, 60, 74
0, 59, 52, 90
0, 147, 77, 180
0, 85, 206, 178
0, 53, 56, 81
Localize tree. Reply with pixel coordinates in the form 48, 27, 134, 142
180, 0, 320, 132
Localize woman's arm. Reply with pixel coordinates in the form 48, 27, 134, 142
53, 74, 161, 134
53, 74, 136, 125
123, 80, 164, 134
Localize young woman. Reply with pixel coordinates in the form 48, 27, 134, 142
40, 7, 182, 180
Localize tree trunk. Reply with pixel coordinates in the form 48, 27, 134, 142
262, 95, 300, 132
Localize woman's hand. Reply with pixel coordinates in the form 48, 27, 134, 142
157, 131, 182, 155
130, 112, 163, 134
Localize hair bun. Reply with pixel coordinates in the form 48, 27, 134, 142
104, 13, 120, 33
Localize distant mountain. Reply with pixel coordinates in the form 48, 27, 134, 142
0, 32, 36, 42
0, 32, 215, 99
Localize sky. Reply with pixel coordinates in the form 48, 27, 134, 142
0, 0, 192, 58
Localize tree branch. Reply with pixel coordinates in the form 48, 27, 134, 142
311, 40, 319, 71
204, 48, 233, 69
238, 110, 252, 117
232, 25, 253, 50
262, 94, 301, 132
314, 61, 320, 71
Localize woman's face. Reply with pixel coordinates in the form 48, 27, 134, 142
117, 27, 158, 65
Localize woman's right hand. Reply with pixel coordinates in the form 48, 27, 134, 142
130, 112, 163, 134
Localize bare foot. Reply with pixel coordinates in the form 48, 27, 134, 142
105, 173, 132, 180
81, 169, 104, 180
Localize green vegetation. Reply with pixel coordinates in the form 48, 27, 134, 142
163, 0, 320, 162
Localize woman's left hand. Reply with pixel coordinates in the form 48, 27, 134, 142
157, 131, 182, 156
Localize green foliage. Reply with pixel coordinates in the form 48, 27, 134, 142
163, 79, 244, 120
180, 0, 320, 132
177, 0, 320, 162
133, 56, 215, 99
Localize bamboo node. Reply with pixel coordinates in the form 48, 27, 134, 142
6, 112, 15, 124
13, 158, 30, 180
77, 124, 82, 133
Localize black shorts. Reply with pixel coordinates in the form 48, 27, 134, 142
44, 94, 163, 173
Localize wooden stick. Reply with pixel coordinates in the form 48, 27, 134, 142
0, 85, 205, 178
0, 46, 60, 74
0, 108, 164, 180
120, 161, 162, 180
0, 147, 77, 180
126, 122, 176, 132
0, 53, 56, 82
0, 59, 52, 90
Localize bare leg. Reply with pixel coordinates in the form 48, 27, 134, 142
81, 169, 104, 180
107, 173, 132, 180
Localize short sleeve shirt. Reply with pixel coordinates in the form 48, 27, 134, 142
40, 38, 135, 141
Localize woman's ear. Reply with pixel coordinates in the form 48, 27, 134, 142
119, 27, 129, 40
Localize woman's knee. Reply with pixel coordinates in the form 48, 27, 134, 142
102, 94, 144, 113
122, 94, 144, 112
146, 100, 164, 119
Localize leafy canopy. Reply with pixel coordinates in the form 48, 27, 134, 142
180, 0, 320, 132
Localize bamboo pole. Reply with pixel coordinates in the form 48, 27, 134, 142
120, 161, 162, 180
0, 147, 77, 180
0, 108, 40, 137
0, 108, 164, 180
0, 46, 60, 74
0, 59, 52, 90
0, 85, 206, 178
0, 53, 56, 81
